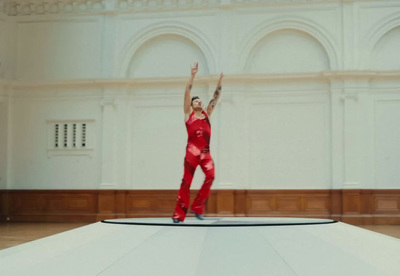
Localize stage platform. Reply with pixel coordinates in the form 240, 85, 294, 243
1, 217, 399, 275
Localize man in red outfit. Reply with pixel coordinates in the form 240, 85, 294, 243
172, 62, 223, 223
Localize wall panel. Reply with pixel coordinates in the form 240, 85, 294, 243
247, 30, 330, 73
1, 189, 399, 224
130, 103, 188, 189
16, 19, 102, 81
248, 97, 330, 189
0, 100, 7, 189
374, 100, 400, 188
127, 34, 209, 78
0, 16, 5, 79
11, 97, 102, 189
371, 27, 400, 70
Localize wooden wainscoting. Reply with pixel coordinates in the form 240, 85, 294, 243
0, 189, 399, 224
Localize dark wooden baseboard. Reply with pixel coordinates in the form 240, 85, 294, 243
1, 189, 399, 224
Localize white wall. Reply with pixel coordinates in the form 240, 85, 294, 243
0, 94, 6, 189
245, 30, 330, 74
0, 15, 4, 79
248, 94, 330, 189
0, 0, 400, 190
0, 11, 7, 189
371, 26, 400, 70
127, 34, 209, 78
16, 19, 102, 81
10, 93, 102, 189
374, 99, 400, 189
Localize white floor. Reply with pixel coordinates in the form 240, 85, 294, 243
1, 218, 399, 276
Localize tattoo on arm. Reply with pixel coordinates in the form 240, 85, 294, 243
213, 86, 221, 97
208, 98, 216, 113
207, 85, 222, 114
189, 85, 192, 90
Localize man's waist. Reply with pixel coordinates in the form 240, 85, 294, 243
186, 144, 210, 153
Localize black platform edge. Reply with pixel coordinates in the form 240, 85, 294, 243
101, 219, 339, 227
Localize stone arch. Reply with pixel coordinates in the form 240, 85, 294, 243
127, 34, 208, 78
240, 17, 339, 73
119, 22, 216, 78
362, 13, 400, 70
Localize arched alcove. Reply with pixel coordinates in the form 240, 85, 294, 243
127, 34, 209, 78
245, 29, 330, 74
371, 26, 400, 70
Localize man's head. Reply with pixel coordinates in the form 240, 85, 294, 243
191, 96, 203, 111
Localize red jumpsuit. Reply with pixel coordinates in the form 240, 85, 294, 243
172, 110, 215, 221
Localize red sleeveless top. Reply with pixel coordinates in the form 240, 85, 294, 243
185, 111, 211, 154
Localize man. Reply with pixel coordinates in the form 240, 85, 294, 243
172, 62, 223, 223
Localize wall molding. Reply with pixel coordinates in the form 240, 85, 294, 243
6, 71, 400, 90
1, 189, 399, 224
0, 0, 105, 16
2, 71, 399, 101
0, 0, 384, 16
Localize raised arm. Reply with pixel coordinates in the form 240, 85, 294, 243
206, 73, 224, 117
184, 62, 198, 119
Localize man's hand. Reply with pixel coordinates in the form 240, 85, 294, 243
191, 62, 198, 76
185, 62, 198, 118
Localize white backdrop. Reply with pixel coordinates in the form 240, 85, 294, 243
0, 0, 399, 190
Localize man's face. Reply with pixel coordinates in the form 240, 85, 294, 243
192, 98, 203, 110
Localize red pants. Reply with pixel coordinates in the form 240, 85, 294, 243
172, 150, 215, 221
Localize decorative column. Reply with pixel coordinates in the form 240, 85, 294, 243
0, 86, 12, 190
219, 1, 237, 74
215, 95, 235, 215
329, 73, 372, 189
98, 0, 118, 194
99, 91, 117, 188
342, 76, 372, 188
98, 87, 129, 219
342, 89, 360, 188
329, 73, 373, 224
341, 0, 359, 70
101, 2, 118, 78
0, 89, 6, 189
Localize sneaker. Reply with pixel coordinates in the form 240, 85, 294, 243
172, 218, 182, 223
190, 210, 204, 220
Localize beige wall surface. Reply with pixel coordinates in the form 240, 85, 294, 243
0, 0, 399, 190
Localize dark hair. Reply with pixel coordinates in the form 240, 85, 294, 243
191, 96, 200, 106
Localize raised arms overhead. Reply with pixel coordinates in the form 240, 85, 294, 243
206, 73, 224, 117
184, 62, 198, 120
